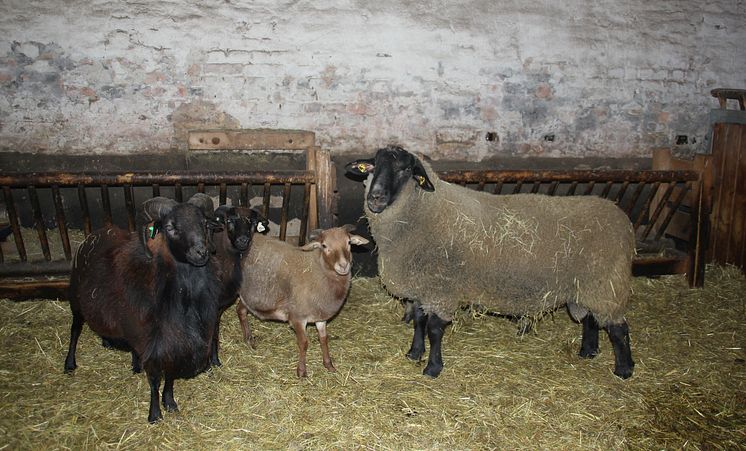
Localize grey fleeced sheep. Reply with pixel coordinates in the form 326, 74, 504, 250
236, 227, 369, 377
345, 146, 636, 379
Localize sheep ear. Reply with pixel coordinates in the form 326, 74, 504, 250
341, 224, 357, 233
349, 234, 369, 246
250, 209, 269, 234
300, 241, 322, 251
344, 159, 375, 178
412, 160, 435, 192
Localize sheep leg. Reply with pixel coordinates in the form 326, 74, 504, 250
406, 303, 427, 361
64, 312, 84, 373
146, 371, 163, 423
162, 377, 179, 412
210, 314, 222, 367
578, 314, 600, 358
315, 321, 336, 372
131, 352, 142, 374
423, 313, 449, 378
236, 302, 257, 349
606, 321, 634, 379
291, 319, 309, 377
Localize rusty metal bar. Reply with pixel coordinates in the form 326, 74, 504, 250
531, 181, 541, 193
493, 182, 503, 194
101, 185, 112, 226
219, 183, 227, 205
512, 181, 524, 194
197, 182, 205, 193
0, 260, 71, 276
654, 182, 690, 242
567, 181, 578, 196
28, 186, 51, 261
600, 181, 613, 198
633, 182, 661, 230
240, 183, 249, 207
52, 185, 72, 260
2, 186, 26, 262
152, 184, 160, 197
547, 181, 559, 196
175, 183, 183, 202
77, 184, 92, 235
476, 181, 486, 192
438, 169, 699, 184
262, 182, 271, 218
124, 185, 136, 232
624, 182, 646, 216
615, 181, 630, 204
299, 183, 311, 246
279, 183, 291, 242
583, 181, 596, 195
0, 170, 316, 187
641, 182, 676, 240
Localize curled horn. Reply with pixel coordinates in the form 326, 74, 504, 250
187, 193, 216, 219
137, 197, 178, 258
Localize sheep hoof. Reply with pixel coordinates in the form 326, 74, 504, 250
63, 364, 76, 374
324, 361, 336, 372
423, 363, 443, 378
297, 367, 308, 378
163, 401, 179, 413
406, 348, 424, 361
148, 412, 163, 424
578, 347, 599, 359
614, 364, 634, 380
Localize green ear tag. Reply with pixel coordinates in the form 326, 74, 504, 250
149, 226, 156, 239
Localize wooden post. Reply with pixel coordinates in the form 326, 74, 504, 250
315, 148, 335, 229
306, 146, 319, 232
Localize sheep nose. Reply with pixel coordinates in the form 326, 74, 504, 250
367, 190, 388, 213
335, 260, 351, 276
235, 236, 250, 250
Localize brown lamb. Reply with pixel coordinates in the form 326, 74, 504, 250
236, 226, 369, 377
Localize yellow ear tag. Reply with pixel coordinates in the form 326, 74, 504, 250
357, 163, 367, 173
417, 175, 426, 185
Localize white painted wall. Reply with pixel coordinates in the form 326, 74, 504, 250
0, 0, 744, 159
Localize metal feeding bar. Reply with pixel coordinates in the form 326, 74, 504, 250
0, 169, 319, 299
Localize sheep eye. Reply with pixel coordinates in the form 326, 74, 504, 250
321, 243, 327, 249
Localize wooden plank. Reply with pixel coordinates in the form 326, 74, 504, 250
188, 129, 315, 151
731, 126, 746, 267
315, 148, 335, 229
0, 279, 69, 301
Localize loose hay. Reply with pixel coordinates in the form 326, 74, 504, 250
1, 267, 745, 449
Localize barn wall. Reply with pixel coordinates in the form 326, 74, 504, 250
0, 0, 744, 160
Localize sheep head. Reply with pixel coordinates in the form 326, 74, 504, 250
301, 225, 369, 276
215, 206, 269, 253
137, 196, 215, 267
344, 145, 434, 214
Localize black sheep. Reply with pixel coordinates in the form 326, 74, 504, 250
209, 205, 268, 367
65, 194, 222, 423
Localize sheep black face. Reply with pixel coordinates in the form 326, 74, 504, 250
162, 203, 215, 266
345, 145, 434, 214
138, 195, 220, 267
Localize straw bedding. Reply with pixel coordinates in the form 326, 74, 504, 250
1, 266, 744, 449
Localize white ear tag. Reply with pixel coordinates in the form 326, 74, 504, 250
257, 223, 266, 233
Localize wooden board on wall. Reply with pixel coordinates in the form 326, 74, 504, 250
710, 122, 746, 269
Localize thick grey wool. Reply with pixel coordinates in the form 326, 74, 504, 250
365, 161, 635, 325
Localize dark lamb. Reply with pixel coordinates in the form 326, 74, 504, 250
209, 205, 268, 367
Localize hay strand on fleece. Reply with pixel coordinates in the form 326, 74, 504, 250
1, 267, 745, 449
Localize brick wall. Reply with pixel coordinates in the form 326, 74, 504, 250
0, 0, 744, 160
